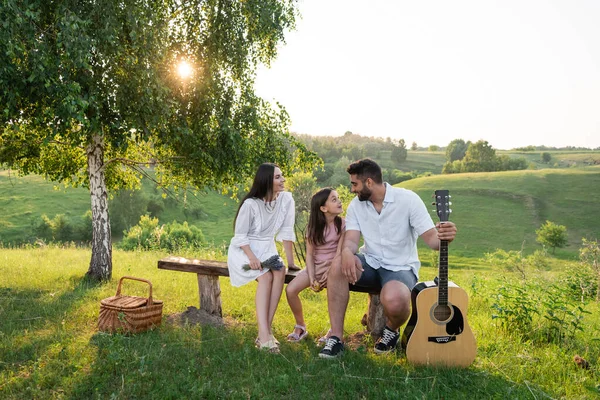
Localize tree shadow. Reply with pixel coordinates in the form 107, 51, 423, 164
0, 276, 101, 389
65, 318, 556, 399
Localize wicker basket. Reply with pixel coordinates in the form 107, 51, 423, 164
98, 276, 163, 334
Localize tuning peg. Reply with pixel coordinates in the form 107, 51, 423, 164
431, 201, 436, 206
449, 209, 453, 214
448, 201, 453, 206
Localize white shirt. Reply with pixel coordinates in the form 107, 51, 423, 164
345, 183, 435, 279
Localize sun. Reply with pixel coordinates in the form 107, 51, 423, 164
177, 60, 193, 79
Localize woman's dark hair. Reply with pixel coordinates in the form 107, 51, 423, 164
233, 163, 277, 227
306, 187, 342, 246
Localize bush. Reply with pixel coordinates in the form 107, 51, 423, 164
535, 220, 568, 254
120, 215, 205, 251
541, 152, 551, 163
33, 214, 76, 242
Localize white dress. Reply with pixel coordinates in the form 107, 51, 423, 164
227, 191, 296, 287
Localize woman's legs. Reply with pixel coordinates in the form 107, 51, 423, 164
285, 272, 310, 336
267, 268, 286, 334
256, 272, 273, 344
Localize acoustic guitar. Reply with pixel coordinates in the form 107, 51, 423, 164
401, 190, 476, 367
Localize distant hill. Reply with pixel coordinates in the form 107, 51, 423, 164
401, 167, 600, 257
2, 165, 599, 258
0, 170, 237, 246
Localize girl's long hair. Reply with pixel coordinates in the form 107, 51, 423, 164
233, 163, 277, 227
306, 187, 342, 246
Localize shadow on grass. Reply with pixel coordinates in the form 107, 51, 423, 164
0, 277, 101, 388
65, 321, 554, 399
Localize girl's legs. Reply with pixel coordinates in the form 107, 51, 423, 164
267, 268, 286, 336
256, 272, 274, 344
285, 272, 311, 336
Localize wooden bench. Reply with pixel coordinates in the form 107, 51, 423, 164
158, 256, 386, 338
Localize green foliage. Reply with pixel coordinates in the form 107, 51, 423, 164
120, 215, 204, 251
536, 220, 568, 254
286, 171, 318, 217
326, 156, 352, 188
580, 238, 600, 301
445, 139, 469, 162
492, 279, 591, 345
391, 139, 408, 165
109, 189, 151, 236
541, 152, 552, 163
411, 141, 418, 151
33, 214, 76, 242
481, 248, 548, 280
492, 282, 539, 334
382, 169, 414, 185
442, 140, 528, 174
0, 0, 319, 279
540, 284, 591, 343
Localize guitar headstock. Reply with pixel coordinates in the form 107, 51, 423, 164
432, 189, 451, 222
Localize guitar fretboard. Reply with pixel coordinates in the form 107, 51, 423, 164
438, 239, 449, 306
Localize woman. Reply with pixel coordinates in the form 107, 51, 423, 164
227, 163, 299, 353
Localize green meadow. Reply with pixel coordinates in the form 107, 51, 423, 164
1, 164, 600, 398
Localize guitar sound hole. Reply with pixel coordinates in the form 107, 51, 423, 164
432, 304, 452, 323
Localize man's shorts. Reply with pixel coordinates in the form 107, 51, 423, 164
353, 253, 418, 291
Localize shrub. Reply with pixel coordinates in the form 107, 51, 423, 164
579, 238, 600, 301
535, 220, 568, 254
33, 214, 76, 242
120, 216, 205, 251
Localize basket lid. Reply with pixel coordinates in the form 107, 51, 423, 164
101, 295, 148, 309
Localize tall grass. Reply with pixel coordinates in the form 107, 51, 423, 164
1, 246, 598, 399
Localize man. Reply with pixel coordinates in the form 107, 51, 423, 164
319, 158, 457, 358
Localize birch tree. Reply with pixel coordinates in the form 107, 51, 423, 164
0, 0, 319, 281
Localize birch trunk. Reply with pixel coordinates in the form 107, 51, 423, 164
85, 133, 112, 281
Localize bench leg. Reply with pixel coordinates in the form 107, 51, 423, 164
197, 274, 223, 317
366, 293, 386, 340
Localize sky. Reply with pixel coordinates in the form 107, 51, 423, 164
255, 0, 600, 150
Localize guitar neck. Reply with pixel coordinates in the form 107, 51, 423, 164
438, 239, 449, 306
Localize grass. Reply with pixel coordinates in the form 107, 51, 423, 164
402, 167, 600, 258
1, 246, 599, 399
0, 170, 237, 246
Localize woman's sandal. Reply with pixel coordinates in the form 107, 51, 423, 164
255, 338, 280, 354
286, 324, 308, 342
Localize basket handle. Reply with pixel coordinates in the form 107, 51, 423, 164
115, 276, 154, 306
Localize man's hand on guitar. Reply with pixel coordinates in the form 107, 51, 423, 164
436, 221, 457, 242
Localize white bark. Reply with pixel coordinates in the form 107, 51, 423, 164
85, 133, 112, 281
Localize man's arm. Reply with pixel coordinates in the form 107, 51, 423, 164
420, 221, 458, 250
340, 230, 362, 284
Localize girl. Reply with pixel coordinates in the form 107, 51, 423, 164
285, 188, 345, 342
227, 163, 299, 353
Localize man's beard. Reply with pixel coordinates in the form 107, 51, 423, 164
357, 187, 372, 201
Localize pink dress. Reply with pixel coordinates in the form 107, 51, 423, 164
300, 218, 345, 287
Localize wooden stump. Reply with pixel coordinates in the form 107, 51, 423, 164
197, 274, 222, 316
366, 293, 386, 339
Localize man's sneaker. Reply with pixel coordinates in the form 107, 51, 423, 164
374, 326, 399, 354
318, 336, 344, 358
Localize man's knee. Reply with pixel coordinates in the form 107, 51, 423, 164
380, 282, 411, 311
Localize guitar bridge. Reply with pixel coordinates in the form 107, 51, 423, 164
428, 336, 457, 343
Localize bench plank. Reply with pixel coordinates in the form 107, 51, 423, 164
158, 256, 300, 284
